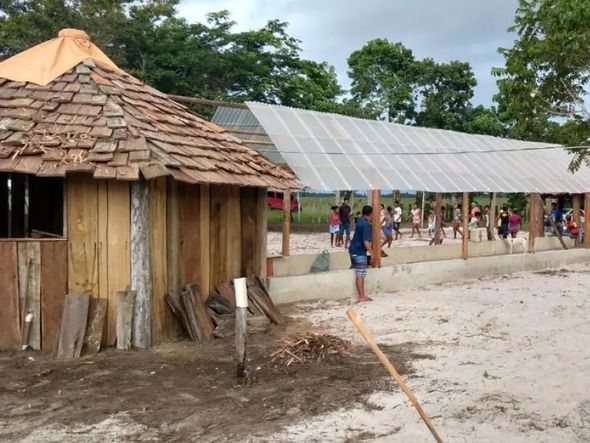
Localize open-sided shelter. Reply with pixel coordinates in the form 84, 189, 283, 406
0, 29, 299, 352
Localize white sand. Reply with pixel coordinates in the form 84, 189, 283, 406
262, 264, 590, 442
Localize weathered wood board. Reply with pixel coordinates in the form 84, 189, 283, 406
56, 293, 90, 359
82, 298, 107, 355
40, 241, 68, 352
17, 241, 41, 350
0, 242, 20, 350
116, 288, 135, 350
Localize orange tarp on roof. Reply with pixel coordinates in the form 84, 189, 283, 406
0, 29, 121, 86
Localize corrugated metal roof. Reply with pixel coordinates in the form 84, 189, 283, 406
246, 102, 590, 193
212, 106, 286, 165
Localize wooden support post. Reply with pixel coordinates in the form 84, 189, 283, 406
573, 194, 581, 247
131, 181, 152, 349
585, 193, 590, 249
281, 189, 291, 257
461, 192, 469, 259
371, 189, 381, 268
537, 195, 545, 237
434, 193, 442, 245
528, 193, 537, 253
234, 277, 248, 383
489, 192, 496, 240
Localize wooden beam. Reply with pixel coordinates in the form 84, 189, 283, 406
433, 193, 443, 245
371, 189, 381, 268
573, 194, 581, 247
131, 181, 152, 349
585, 193, 590, 249
461, 192, 469, 259
281, 189, 291, 257
528, 193, 537, 253
167, 94, 248, 109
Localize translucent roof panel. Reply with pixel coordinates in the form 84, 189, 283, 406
247, 102, 590, 193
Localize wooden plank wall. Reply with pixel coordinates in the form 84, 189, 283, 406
0, 239, 67, 351
240, 187, 266, 277
66, 175, 130, 346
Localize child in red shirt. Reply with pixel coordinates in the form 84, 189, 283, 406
565, 215, 580, 240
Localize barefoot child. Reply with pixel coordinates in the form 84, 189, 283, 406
410, 203, 422, 238
329, 205, 340, 247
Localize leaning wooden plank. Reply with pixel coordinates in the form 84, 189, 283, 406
82, 298, 107, 355
166, 290, 195, 341
116, 288, 135, 350
249, 286, 286, 325
186, 284, 214, 339
254, 275, 286, 323
0, 242, 20, 350
56, 294, 90, 359
216, 282, 236, 305
206, 292, 234, 315
179, 290, 202, 341
40, 241, 67, 352
246, 288, 265, 317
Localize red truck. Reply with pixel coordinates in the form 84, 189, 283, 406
267, 191, 300, 212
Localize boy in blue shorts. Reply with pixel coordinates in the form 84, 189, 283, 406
349, 205, 374, 303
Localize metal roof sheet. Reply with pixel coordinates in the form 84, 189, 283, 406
246, 102, 590, 193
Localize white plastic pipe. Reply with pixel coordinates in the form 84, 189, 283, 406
233, 277, 248, 308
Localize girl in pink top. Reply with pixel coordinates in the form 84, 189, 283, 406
508, 209, 521, 238
329, 205, 341, 247
410, 203, 422, 238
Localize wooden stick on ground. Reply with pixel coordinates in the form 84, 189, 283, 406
346, 308, 444, 443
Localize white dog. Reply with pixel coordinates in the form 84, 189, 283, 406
506, 236, 529, 254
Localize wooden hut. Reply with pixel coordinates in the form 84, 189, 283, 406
0, 29, 299, 351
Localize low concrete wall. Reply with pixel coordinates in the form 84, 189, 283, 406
270, 236, 575, 277
268, 247, 590, 305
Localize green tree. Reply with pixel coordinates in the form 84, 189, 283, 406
494, 0, 590, 168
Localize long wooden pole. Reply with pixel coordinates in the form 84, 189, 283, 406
346, 308, 444, 443
461, 192, 469, 259
371, 189, 381, 268
573, 194, 581, 247
528, 193, 537, 254
489, 192, 496, 240
434, 193, 442, 245
281, 189, 291, 256
585, 193, 590, 249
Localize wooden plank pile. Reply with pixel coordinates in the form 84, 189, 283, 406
271, 333, 352, 366
167, 277, 285, 341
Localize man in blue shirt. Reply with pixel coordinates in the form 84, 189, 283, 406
549, 202, 564, 236
349, 205, 374, 303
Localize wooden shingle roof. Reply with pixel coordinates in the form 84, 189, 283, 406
0, 58, 300, 189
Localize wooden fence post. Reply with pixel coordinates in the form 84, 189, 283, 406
461, 192, 469, 259
434, 193, 442, 245
528, 193, 537, 253
371, 189, 381, 268
585, 193, 590, 249
282, 189, 291, 256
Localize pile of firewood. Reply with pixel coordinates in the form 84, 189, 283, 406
167, 276, 285, 341
271, 333, 353, 366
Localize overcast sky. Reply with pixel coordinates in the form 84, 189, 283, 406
177, 0, 519, 106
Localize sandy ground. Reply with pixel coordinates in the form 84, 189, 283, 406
266, 264, 590, 442
267, 228, 529, 256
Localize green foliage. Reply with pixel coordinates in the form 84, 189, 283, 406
507, 193, 528, 213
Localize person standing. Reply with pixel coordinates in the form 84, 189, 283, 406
549, 202, 564, 236
393, 200, 403, 240
338, 197, 352, 249
410, 203, 422, 238
381, 206, 394, 248
497, 205, 510, 239
508, 208, 521, 239
349, 205, 374, 303
452, 204, 463, 239
470, 202, 480, 218
329, 205, 341, 247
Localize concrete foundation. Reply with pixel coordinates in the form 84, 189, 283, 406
268, 248, 590, 305
269, 236, 575, 277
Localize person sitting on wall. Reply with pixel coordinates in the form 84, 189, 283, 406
565, 215, 580, 241
349, 205, 374, 303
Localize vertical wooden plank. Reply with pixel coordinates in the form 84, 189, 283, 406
82, 298, 107, 355
282, 189, 291, 256
257, 187, 268, 279
585, 193, 590, 249
17, 241, 41, 350
573, 194, 581, 247
67, 175, 98, 296
461, 192, 469, 259
182, 184, 201, 285
0, 242, 20, 350
371, 189, 381, 268
56, 294, 90, 359
106, 180, 131, 346
167, 178, 182, 293
537, 194, 545, 237
40, 240, 67, 352
489, 192, 497, 240
199, 184, 211, 298
528, 193, 537, 253
97, 180, 109, 304
241, 187, 258, 277
131, 181, 151, 349
434, 193, 443, 245
149, 177, 174, 343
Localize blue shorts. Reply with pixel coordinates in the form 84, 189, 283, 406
383, 226, 393, 235
329, 224, 340, 234
340, 223, 351, 236
350, 254, 367, 278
